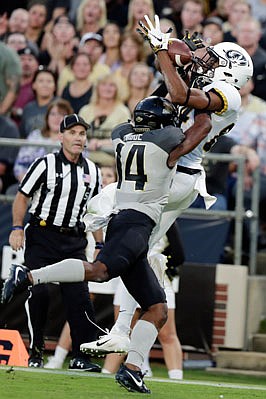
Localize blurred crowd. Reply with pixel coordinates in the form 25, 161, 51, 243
1, 0, 266, 255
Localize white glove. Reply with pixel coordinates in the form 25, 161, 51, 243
137, 14, 172, 53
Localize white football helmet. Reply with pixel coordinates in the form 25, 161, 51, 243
191, 42, 253, 89
211, 42, 253, 89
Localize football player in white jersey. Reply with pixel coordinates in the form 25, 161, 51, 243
137, 14, 254, 247
75, 17, 254, 361
2, 96, 211, 393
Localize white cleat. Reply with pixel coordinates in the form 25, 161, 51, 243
80, 333, 130, 356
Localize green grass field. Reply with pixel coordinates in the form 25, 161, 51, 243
1, 361, 266, 399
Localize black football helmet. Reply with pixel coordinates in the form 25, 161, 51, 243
133, 96, 179, 130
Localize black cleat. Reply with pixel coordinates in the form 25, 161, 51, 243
115, 364, 151, 394
28, 347, 44, 368
1, 264, 31, 304
68, 357, 101, 372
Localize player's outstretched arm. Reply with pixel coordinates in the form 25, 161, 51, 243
137, 15, 223, 112
156, 50, 223, 111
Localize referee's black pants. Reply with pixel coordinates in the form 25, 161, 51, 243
24, 224, 97, 359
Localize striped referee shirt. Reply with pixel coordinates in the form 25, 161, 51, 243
19, 149, 101, 228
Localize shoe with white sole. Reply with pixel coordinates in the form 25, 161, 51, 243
1, 264, 31, 304
80, 332, 130, 356
68, 357, 101, 372
115, 364, 151, 394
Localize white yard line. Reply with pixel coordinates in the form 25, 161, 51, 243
1, 366, 266, 391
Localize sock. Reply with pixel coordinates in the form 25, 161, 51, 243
141, 353, 152, 376
31, 259, 85, 285
101, 368, 112, 374
126, 320, 158, 369
111, 288, 137, 336
168, 369, 183, 379
54, 345, 68, 362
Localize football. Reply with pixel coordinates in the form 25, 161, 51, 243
167, 38, 192, 67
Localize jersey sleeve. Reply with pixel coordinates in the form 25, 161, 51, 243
111, 122, 134, 141
19, 157, 47, 197
204, 81, 241, 115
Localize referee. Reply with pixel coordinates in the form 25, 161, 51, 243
8, 114, 102, 370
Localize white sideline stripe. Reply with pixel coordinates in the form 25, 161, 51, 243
1, 366, 266, 391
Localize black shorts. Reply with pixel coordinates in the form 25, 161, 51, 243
96, 209, 166, 310
24, 224, 88, 268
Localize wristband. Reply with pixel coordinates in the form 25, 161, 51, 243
12, 225, 24, 231
95, 241, 104, 249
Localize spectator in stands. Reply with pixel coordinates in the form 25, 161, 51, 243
100, 164, 117, 187
234, 16, 266, 102
8, 8, 29, 34
0, 41, 22, 116
76, 0, 107, 37
201, 16, 224, 46
6, 32, 27, 51
161, 0, 183, 33
11, 45, 39, 126
79, 73, 131, 165
125, 0, 155, 63
105, 0, 129, 28
114, 31, 147, 102
19, 66, 57, 138
79, 33, 110, 81
13, 98, 73, 185
223, 0, 251, 42
57, 32, 110, 95
125, 0, 155, 35
38, 14, 77, 76
214, 0, 235, 22
125, 0, 155, 33
250, 0, 266, 32
176, 0, 205, 38
0, 115, 20, 194
44, 0, 70, 32
0, 11, 8, 41
125, 62, 154, 116
25, 1, 47, 50
98, 21, 122, 72
61, 53, 93, 113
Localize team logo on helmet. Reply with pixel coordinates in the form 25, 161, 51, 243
224, 49, 248, 67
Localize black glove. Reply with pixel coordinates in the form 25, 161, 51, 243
182, 30, 205, 51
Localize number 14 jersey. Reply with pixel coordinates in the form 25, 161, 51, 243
111, 122, 184, 224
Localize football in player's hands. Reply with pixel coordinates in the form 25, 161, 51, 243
167, 38, 193, 66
